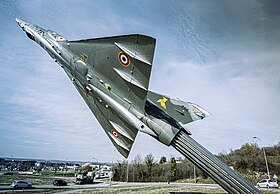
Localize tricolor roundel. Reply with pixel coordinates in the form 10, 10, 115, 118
118, 52, 130, 66
111, 129, 119, 138
56, 36, 66, 42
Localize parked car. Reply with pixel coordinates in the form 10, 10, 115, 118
53, 179, 67, 186
3, 172, 13, 175
257, 179, 279, 188
11, 180, 32, 189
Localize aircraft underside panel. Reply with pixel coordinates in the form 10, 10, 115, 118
74, 82, 138, 158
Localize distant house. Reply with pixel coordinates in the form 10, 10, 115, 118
95, 165, 112, 179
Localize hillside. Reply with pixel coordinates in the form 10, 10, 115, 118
218, 142, 280, 181
112, 142, 280, 184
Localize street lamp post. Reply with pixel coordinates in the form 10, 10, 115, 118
193, 164, 197, 183
262, 148, 270, 179
126, 160, 129, 182
253, 136, 270, 179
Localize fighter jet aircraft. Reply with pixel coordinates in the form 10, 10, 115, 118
16, 18, 262, 194
15, 18, 209, 158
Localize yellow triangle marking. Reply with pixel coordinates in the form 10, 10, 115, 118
157, 97, 168, 109
105, 83, 111, 90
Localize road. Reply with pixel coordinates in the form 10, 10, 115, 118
1, 182, 279, 193
0, 181, 221, 193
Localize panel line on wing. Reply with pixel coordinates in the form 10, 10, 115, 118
108, 132, 130, 151
114, 42, 151, 66
114, 68, 147, 90
109, 121, 134, 141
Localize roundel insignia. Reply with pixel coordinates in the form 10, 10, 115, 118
118, 52, 130, 66
56, 36, 66, 41
111, 129, 119, 138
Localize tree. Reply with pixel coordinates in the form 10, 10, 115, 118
132, 155, 145, 182
113, 162, 127, 181
145, 154, 155, 181
82, 164, 93, 172
169, 157, 177, 181
145, 154, 155, 172
159, 156, 167, 164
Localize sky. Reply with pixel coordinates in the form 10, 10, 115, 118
0, 0, 279, 163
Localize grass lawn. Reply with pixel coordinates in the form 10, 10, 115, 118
0, 173, 74, 186
1, 173, 279, 194
57, 186, 279, 194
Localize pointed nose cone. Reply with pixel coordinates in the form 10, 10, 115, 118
15, 18, 29, 28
